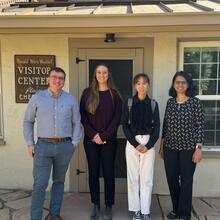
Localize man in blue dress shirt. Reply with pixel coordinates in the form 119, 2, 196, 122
23, 67, 81, 220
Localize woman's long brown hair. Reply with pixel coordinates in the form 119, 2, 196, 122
86, 64, 117, 114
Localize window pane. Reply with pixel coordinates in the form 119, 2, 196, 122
216, 131, 220, 146
201, 101, 220, 146
217, 115, 220, 130
204, 115, 215, 130
219, 64, 220, 78
202, 100, 217, 146
202, 100, 216, 115
201, 80, 217, 95
192, 80, 199, 95
184, 64, 200, 79
184, 48, 200, 63
201, 64, 217, 79
201, 47, 218, 63
183, 46, 220, 149
204, 131, 215, 146
217, 101, 220, 115
218, 80, 220, 95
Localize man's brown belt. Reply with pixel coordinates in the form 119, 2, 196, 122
38, 137, 72, 144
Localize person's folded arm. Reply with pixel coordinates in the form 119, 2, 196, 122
146, 102, 160, 149
72, 96, 82, 146
122, 99, 139, 148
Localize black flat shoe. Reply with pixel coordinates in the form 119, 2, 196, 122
90, 205, 100, 220
167, 211, 178, 219
104, 206, 112, 220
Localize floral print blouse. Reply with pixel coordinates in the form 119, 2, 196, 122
162, 97, 204, 151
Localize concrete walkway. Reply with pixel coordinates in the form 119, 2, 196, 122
0, 189, 220, 220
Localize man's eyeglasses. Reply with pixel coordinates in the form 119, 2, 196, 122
49, 76, 65, 81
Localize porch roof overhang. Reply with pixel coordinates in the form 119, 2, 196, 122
0, 0, 220, 33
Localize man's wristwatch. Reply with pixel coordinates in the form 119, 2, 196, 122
196, 144, 202, 149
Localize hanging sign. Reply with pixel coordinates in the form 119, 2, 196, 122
15, 55, 55, 103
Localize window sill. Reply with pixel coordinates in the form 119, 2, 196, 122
0, 139, 6, 145
203, 147, 220, 157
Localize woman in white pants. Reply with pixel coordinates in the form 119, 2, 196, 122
122, 73, 160, 220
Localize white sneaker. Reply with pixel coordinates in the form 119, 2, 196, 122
133, 210, 142, 220
142, 214, 151, 220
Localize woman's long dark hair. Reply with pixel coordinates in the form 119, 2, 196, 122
169, 71, 196, 98
86, 64, 117, 114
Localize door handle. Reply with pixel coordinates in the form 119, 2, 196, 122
76, 169, 86, 175
75, 57, 85, 64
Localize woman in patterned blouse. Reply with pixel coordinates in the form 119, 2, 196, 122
159, 71, 204, 220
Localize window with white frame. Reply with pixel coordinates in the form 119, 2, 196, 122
179, 42, 220, 151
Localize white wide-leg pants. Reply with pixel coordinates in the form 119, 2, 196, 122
126, 135, 155, 215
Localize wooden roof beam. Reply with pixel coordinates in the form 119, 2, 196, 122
67, 3, 75, 10
158, 2, 173, 12
35, 4, 47, 11
2, 5, 19, 12
91, 3, 103, 14
128, 3, 133, 14
189, 0, 214, 11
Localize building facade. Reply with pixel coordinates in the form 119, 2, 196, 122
0, 0, 220, 196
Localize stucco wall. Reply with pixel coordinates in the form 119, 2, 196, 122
0, 35, 70, 190
152, 33, 177, 195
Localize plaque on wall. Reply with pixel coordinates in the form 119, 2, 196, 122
15, 55, 55, 103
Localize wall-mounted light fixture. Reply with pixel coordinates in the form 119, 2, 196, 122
104, 33, 116, 43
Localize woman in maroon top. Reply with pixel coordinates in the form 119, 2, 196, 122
80, 64, 122, 220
